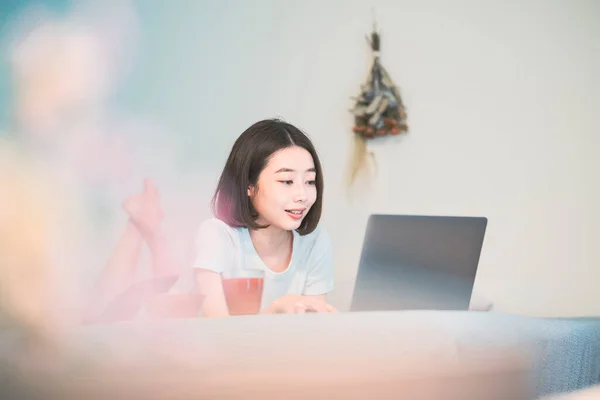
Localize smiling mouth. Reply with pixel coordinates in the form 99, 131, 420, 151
285, 209, 306, 219
285, 209, 304, 215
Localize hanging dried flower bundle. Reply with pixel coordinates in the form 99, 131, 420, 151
348, 25, 408, 186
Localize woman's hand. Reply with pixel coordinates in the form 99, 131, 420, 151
262, 294, 337, 314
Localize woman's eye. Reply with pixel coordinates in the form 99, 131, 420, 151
307, 180, 316, 185
279, 180, 293, 185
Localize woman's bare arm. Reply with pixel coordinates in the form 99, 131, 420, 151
195, 269, 230, 318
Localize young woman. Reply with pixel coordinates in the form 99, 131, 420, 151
194, 119, 337, 317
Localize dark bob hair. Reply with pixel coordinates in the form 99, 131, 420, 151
211, 118, 324, 235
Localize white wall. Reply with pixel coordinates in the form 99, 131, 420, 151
126, 0, 599, 317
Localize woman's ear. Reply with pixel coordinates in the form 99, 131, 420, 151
247, 185, 254, 197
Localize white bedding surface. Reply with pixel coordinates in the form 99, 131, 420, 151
1, 311, 534, 399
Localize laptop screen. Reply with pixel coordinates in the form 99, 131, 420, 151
350, 214, 488, 312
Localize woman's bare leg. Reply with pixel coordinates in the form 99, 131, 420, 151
124, 178, 178, 279
83, 179, 178, 323
82, 220, 144, 323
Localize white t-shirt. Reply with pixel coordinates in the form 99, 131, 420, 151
192, 218, 334, 311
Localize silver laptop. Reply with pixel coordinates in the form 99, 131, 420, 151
350, 214, 488, 312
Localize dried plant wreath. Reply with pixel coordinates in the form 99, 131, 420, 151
348, 22, 408, 187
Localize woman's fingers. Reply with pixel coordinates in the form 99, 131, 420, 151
293, 303, 307, 314
305, 301, 329, 313
267, 294, 338, 314
325, 303, 338, 313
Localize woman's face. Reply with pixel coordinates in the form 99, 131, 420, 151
249, 146, 317, 232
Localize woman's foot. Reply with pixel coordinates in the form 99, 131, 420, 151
122, 178, 164, 237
